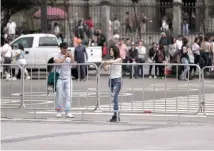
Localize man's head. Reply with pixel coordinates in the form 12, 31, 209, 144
178, 35, 183, 41
77, 39, 82, 46
152, 42, 157, 49
161, 32, 166, 38
59, 42, 68, 55
119, 38, 124, 45
131, 42, 135, 49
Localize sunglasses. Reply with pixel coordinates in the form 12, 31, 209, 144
62, 47, 68, 49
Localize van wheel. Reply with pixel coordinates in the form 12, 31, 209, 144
47, 58, 54, 73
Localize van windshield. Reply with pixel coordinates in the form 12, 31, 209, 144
39, 37, 59, 46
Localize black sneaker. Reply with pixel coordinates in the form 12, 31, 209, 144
110, 115, 120, 122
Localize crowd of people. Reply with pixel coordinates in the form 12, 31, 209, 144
107, 32, 214, 80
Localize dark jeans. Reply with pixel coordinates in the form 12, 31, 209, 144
201, 52, 210, 72
193, 53, 200, 73
77, 63, 86, 80
125, 25, 132, 33
137, 58, 144, 78
129, 65, 138, 78
109, 78, 122, 114
157, 63, 164, 77
122, 58, 128, 75
3, 57, 12, 74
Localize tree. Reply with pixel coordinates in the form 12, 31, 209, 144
1, 0, 40, 32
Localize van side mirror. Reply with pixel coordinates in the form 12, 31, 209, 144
25, 51, 29, 54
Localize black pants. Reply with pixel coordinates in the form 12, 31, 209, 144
149, 65, 157, 76
137, 59, 144, 78
201, 52, 210, 72
157, 65, 164, 77
125, 25, 132, 33
193, 53, 200, 73
77, 63, 86, 80
3, 57, 12, 74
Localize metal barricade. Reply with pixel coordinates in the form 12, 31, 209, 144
0, 64, 23, 110
98, 62, 202, 115
22, 63, 99, 115
202, 66, 214, 117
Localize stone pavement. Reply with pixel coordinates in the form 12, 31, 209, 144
1, 117, 214, 150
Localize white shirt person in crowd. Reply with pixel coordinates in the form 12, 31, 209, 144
12, 43, 30, 80
6, 20, 16, 40
54, 42, 76, 118
103, 45, 122, 122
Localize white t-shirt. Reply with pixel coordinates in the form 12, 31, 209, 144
7, 22, 16, 35
54, 26, 60, 35
191, 43, 200, 55
137, 46, 146, 59
109, 59, 122, 79
2, 44, 12, 58
54, 53, 71, 80
176, 40, 183, 50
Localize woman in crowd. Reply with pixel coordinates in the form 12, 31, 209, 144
13, 43, 30, 80
154, 44, 166, 79
137, 40, 146, 78
103, 45, 122, 122
191, 37, 201, 75
180, 38, 190, 81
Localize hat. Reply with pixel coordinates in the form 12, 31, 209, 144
59, 42, 68, 48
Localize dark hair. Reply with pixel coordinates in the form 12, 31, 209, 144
194, 37, 200, 43
182, 37, 189, 47
204, 36, 209, 41
158, 44, 164, 51
18, 43, 24, 51
110, 45, 120, 59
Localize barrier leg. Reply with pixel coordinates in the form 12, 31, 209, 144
177, 114, 180, 124
81, 111, 85, 121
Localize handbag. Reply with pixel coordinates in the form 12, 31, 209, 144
47, 71, 60, 92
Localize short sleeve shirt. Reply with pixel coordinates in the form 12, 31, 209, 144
54, 53, 71, 80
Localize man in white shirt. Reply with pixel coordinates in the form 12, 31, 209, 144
1, 38, 13, 80
6, 20, 16, 40
176, 35, 183, 51
54, 42, 75, 118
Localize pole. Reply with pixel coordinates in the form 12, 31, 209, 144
41, 0, 47, 33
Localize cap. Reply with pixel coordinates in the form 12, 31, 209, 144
59, 42, 68, 48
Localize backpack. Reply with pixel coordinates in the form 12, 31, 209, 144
47, 72, 60, 92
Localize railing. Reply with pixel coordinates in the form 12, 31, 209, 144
0, 63, 213, 119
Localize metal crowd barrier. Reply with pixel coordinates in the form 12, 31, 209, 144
1, 62, 211, 119
0, 64, 24, 109
98, 62, 202, 115
202, 66, 214, 117
22, 63, 99, 115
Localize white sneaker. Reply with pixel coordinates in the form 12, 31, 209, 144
12, 77, 17, 80
56, 112, 62, 118
149, 76, 152, 79
6, 77, 12, 80
66, 112, 74, 118
26, 76, 31, 80
154, 76, 157, 79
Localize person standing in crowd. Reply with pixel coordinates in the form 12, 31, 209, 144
117, 38, 128, 76
159, 32, 170, 60
148, 42, 158, 79
180, 38, 190, 81
1, 37, 13, 80
112, 17, 120, 35
176, 35, 183, 53
169, 37, 178, 63
103, 45, 122, 122
200, 36, 211, 73
191, 37, 201, 75
53, 22, 60, 36
54, 42, 75, 118
12, 43, 30, 80
137, 40, 146, 78
6, 20, 16, 40
85, 16, 94, 38
74, 39, 88, 81
210, 36, 214, 70
128, 42, 138, 79
154, 44, 166, 79
125, 12, 132, 34
96, 29, 106, 49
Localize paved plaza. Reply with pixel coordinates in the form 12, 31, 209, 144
1, 75, 214, 150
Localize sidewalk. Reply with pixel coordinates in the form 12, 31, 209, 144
1, 118, 214, 150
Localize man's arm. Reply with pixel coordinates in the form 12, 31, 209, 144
54, 54, 68, 63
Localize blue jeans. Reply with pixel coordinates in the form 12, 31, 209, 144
180, 58, 190, 80
109, 78, 122, 114
56, 79, 72, 113
183, 23, 189, 35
